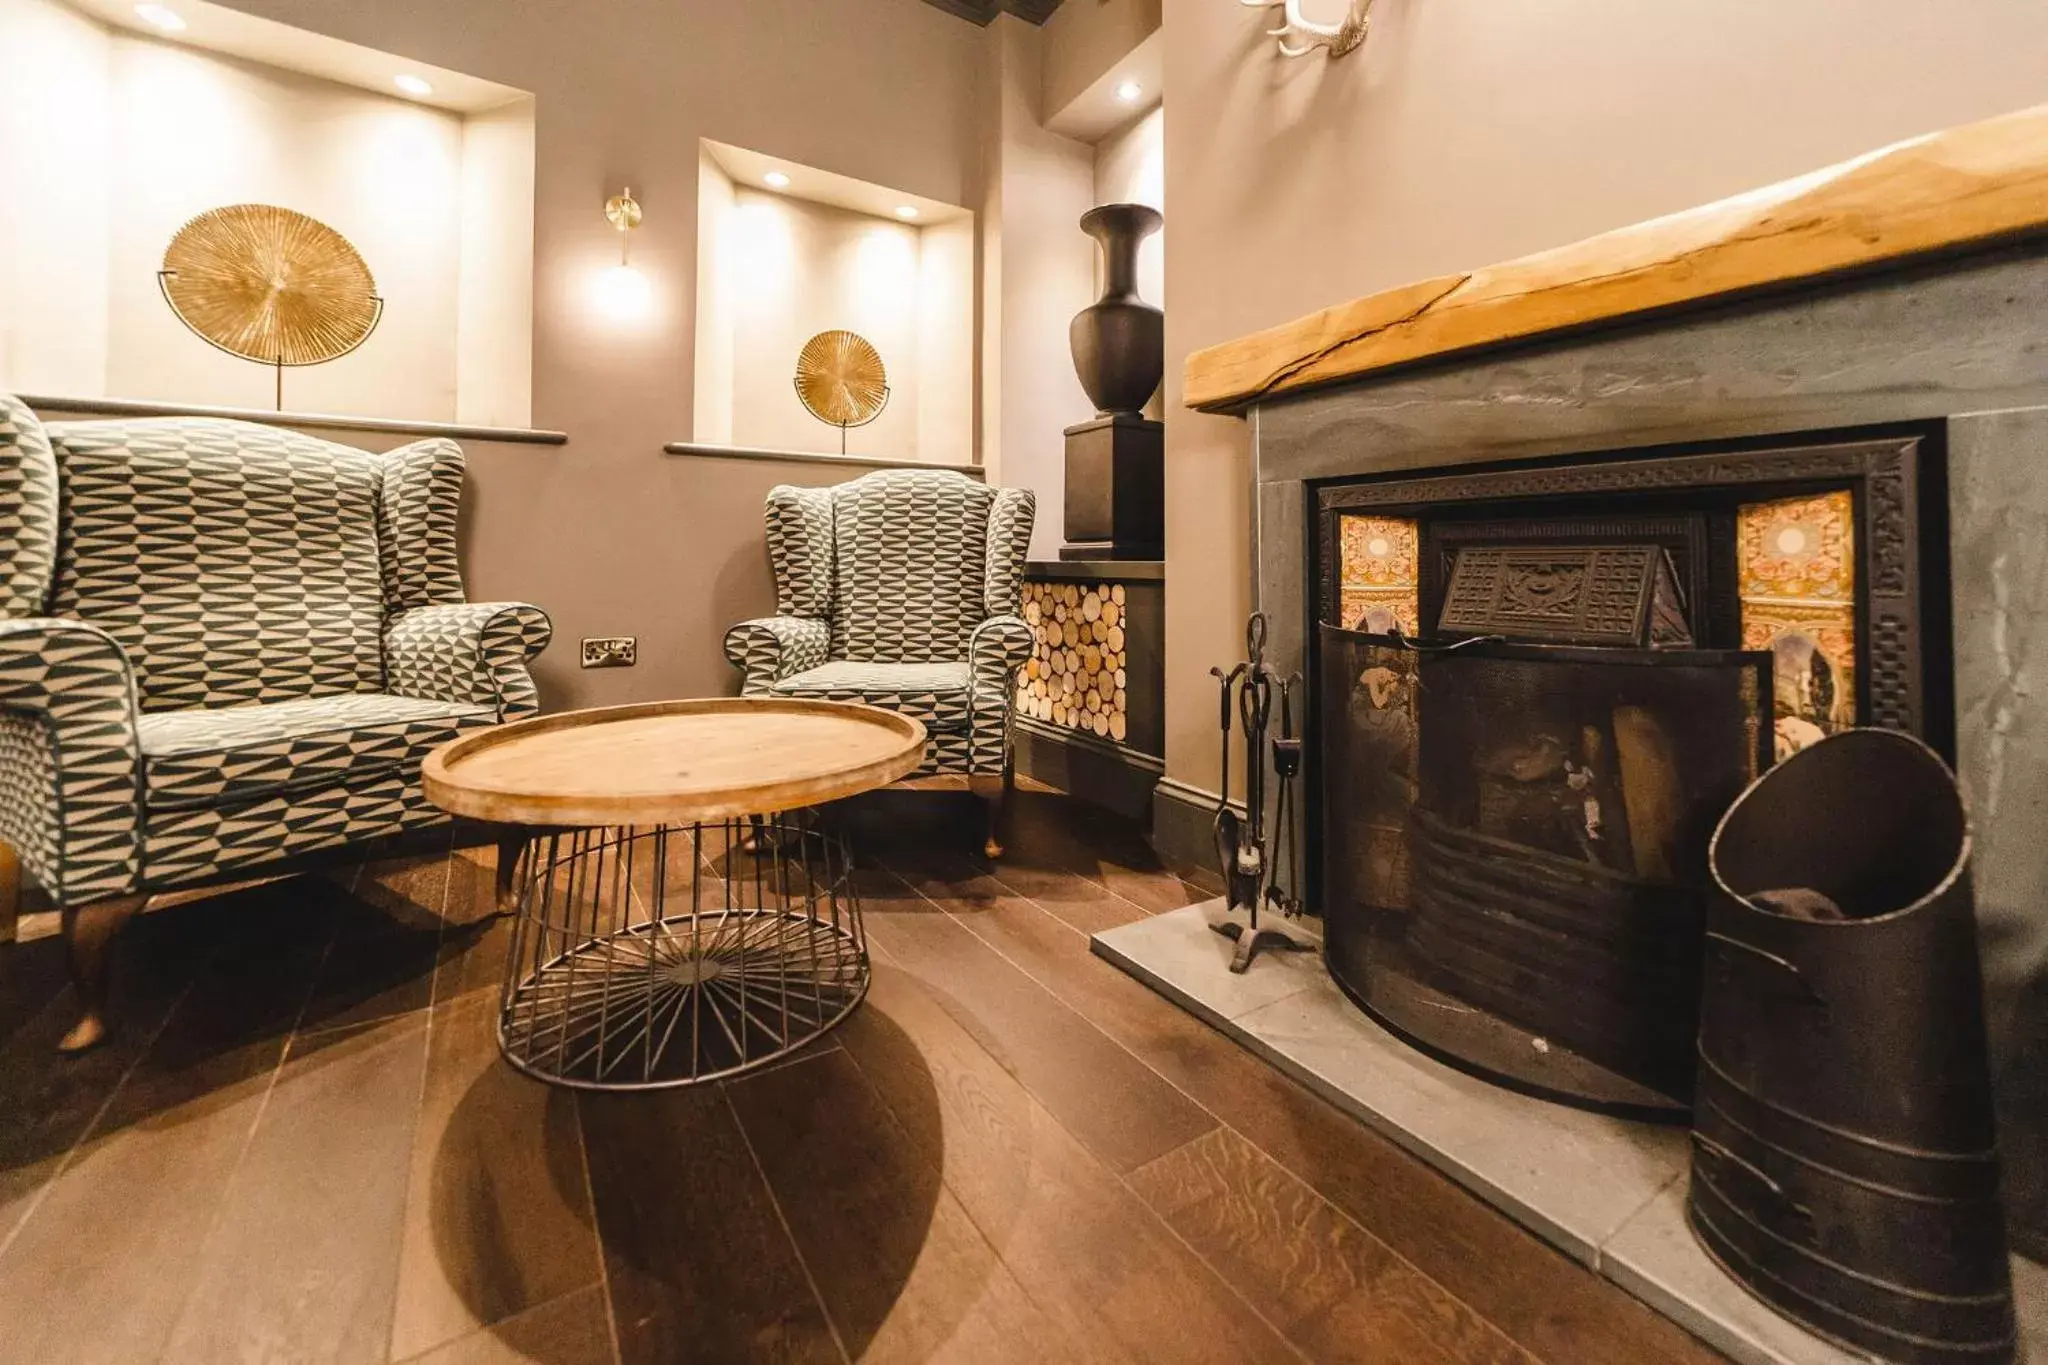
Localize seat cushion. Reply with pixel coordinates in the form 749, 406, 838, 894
769, 660, 971, 733
138, 693, 494, 811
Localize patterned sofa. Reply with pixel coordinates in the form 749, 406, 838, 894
0, 394, 550, 1051
723, 468, 1034, 855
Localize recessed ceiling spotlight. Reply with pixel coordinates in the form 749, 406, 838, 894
393, 73, 434, 97
894, 205, 919, 220
134, 3, 186, 32
1115, 79, 1143, 103
764, 171, 791, 189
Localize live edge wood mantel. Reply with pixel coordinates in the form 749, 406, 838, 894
1184, 101, 2048, 413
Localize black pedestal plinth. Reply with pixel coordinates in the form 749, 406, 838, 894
1061, 414, 1162, 561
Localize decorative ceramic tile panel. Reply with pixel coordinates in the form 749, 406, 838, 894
1018, 582, 1129, 743
1338, 515, 1420, 634
1738, 489, 1857, 757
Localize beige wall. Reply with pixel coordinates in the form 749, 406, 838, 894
456, 98, 536, 428
104, 33, 466, 417
724, 189, 925, 458
915, 215, 978, 464
692, 149, 738, 447
984, 13, 1099, 558
0, 0, 535, 424
694, 168, 975, 463
0, 0, 112, 397
210, 0, 984, 708
1161, 0, 2048, 798
1042, 0, 1160, 118
1092, 101, 1163, 418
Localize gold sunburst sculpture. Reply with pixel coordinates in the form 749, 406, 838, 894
158, 204, 383, 409
794, 330, 889, 451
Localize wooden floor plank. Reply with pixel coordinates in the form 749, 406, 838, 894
1130, 1127, 1538, 1365
577, 1083, 841, 1365
0, 905, 336, 1364
397, 1284, 618, 1365
297, 873, 447, 1039
159, 1012, 433, 1365
893, 848, 1727, 1365
0, 794, 1739, 1365
726, 1045, 1099, 1365
858, 875, 1217, 1177
836, 965, 1301, 1365
389, 994, 606, 1363
0, 900, 228, 1249
433, 844, 516, 1008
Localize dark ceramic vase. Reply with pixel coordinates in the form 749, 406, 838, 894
1070, 203, 1164, 416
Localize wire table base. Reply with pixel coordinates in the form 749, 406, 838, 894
495, 812, 867, 1090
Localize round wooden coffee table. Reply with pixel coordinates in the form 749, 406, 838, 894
423, 698, 926, 1090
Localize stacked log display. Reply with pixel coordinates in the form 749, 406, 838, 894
1018, 582, 1130, 743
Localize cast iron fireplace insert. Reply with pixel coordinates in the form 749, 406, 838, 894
1308, 427, 1952, 1118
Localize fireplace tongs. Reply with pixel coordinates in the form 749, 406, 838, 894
1209, 613, 1315, 974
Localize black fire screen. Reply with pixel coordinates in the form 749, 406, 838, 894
1319, 625, 1772, 1117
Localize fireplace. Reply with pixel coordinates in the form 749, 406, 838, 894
1309, 429, 1953, 1117
1105, 114, 2048, 1361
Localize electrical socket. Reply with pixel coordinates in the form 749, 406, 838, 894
581, 636, 637, 669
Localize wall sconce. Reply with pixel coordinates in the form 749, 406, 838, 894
595, 185, 653, 321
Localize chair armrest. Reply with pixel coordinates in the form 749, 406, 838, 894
968, 615, 1033, 717
0, 618, 143, 901
386, 602, 552, 722
724, 616, 828, 694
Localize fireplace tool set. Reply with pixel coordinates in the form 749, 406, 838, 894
1209, 613, 1313, 972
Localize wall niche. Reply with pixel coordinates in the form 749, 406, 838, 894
693, 139, 975, 464
0, 0, 536, 427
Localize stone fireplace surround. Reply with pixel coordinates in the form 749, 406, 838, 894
1114, 235, 2048, 1364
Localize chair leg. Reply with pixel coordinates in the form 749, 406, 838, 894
495, 827, 532, 914
0, 841, 19, 946
59, 894, 146, 1054
984, 758, 1015, 861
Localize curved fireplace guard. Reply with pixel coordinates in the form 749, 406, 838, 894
1317, 625, 1771, 1119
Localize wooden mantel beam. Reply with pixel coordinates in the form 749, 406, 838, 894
1184, 102, 2048, 413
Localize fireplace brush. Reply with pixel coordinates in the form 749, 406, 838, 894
1209, 613, 1313, 974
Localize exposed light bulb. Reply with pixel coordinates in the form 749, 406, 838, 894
764, 171, 791, 189
1115, 79, 1143, 103
594, 264, 653, 322
134, 4, 186, 31
894, 205, 919, 220
393, 74, 434, 97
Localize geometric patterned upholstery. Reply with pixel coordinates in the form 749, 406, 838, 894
44, 417, 388, 711
137, 693, 493, 812
0, 395, 58, 618
378, 437, 468, 612
769, 660, 972, 734
725, 469, 1034, 778
386, 601, 552, 721
829, 470, 992, 662
0, 396, 551, 904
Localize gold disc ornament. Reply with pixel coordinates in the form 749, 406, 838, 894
158, 205, 382, 402
794, 330, 890, 434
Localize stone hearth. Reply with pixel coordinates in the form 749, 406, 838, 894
1094, 902, 2048, 1365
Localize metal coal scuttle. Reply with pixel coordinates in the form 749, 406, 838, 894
1693, 729, 2018, 1365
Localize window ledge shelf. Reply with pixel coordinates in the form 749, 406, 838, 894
663, 441, 982, 476
21, 395, 568, 446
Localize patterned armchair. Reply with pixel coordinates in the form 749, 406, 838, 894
0, 394, 550, 1051
724, 469, 1034, 855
